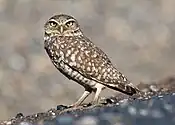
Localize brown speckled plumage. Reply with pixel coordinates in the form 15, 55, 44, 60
44, 14, 140, 106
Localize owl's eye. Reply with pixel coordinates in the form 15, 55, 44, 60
49, 21, 58, 27
65, 20, 75, 27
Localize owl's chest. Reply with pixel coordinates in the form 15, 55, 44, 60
45, 37, 67, 58
45, 39, 93, 87
45, 41, 64, 66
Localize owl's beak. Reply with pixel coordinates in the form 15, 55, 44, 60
60, 26, 64, 34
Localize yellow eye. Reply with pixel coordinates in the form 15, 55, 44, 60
65, 21, 75, 27
49, 21, 57, 27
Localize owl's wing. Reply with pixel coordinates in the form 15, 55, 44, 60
63, 36, 139, 95
84, 36, 112, 64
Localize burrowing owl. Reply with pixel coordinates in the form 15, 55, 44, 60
44, 14, 140, 106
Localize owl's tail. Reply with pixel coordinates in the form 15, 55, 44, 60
104, 82, 140, 96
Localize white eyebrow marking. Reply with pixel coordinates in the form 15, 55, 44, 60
48, 19, 59, 24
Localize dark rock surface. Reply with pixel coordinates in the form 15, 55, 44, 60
1, 76, 175, 125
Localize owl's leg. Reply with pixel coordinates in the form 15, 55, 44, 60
91, 83, 105, 104
72, 90, 92, 107
92, 87, 102, 104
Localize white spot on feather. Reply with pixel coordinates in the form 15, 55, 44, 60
70, 54, 76, 61
66, 50, 71, 57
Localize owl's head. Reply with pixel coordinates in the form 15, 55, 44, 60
44, 14, 83, 37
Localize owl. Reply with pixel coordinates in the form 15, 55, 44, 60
44, 14, 140, 107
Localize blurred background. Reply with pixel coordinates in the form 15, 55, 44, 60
0, 0, 175, 120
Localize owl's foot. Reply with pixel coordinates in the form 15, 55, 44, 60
69, 103, 79, 108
